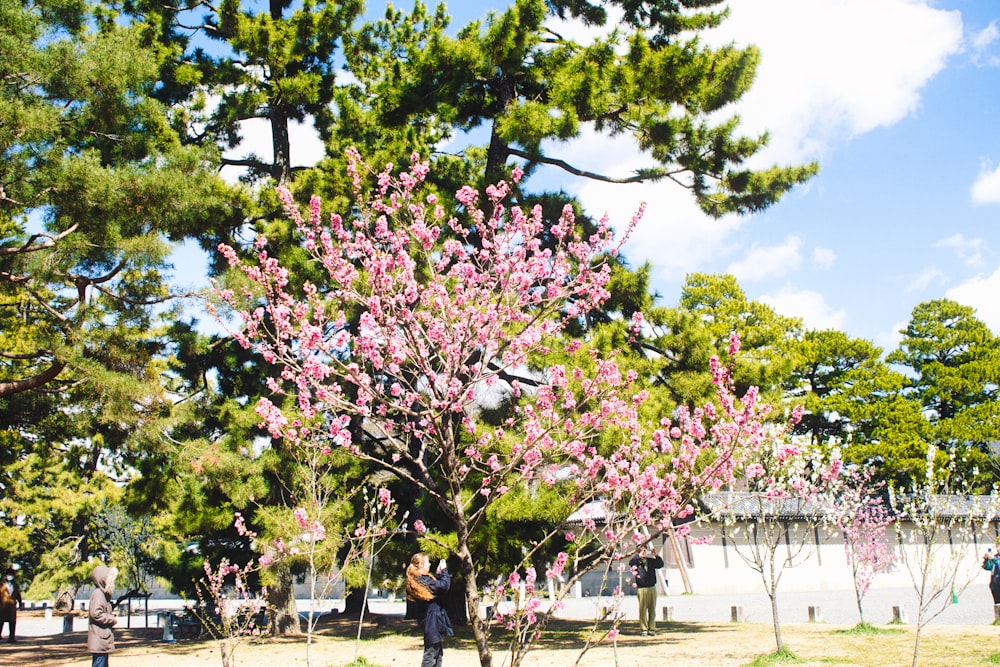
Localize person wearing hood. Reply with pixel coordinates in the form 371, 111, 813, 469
0, 567, 22, 642
88, 565, 118, 667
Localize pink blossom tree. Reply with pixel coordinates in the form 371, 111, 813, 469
194, 556, 267, 667
213, 149, 783, 667
830, 466, 896, 626
709, 433, 844, 654
212, 482, 401, 667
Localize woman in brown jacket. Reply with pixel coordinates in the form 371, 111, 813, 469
0, 567, 22, 642
87, 565, 118, 667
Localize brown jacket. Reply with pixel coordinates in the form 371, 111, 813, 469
0, 577, 21, 621
87, 566, 118, 654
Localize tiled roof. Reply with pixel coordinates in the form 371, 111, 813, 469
699, 492, 825, 519
564, 493, 1000, 524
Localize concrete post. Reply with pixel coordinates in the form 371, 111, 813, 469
662, 605, 675, 622
891, 605, 908, 623
730, 605, 744, 622
62, 615, 73, 633
808, 605, 822, 622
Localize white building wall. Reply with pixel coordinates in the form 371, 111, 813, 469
659, 519, 1000, 596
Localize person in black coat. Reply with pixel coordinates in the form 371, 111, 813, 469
629, 545, 664, 636
406, 552, 453, 667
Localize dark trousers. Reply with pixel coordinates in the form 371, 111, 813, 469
421, 641, 443, 667
92, 653, 109, 667
1, 616, 14, 641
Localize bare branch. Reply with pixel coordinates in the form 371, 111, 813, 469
0, 223, 79, 257
0, 358, 65, 397
0, 348, 55, 361
504, 148, 711, 198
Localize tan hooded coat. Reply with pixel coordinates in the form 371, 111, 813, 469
87, 566, 118, 654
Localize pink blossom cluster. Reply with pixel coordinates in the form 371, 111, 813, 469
829, 467, 896, 618
293, 507, 328, 542
197, 557, 267, 637
212, 149, 813, 647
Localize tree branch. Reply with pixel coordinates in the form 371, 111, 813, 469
0, 358, 65, 397
506, 147, 701, 191
0, 223, 79, 256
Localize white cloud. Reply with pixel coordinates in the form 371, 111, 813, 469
726, 236, 803, 282
547, 130, 746, 279
971, 162, 1000, 205
238, 118, 322, 166
545, 1, 964, 294
905, 266, 945, 292
759, 287, 847, 331
970, 21, 1000, 66
876, 319, 908, 354
946, 267, 1000, 334
704, 0, 963, 165
933, 233, 985, 266
971, 21, 998, 51
812, 246, 836, 269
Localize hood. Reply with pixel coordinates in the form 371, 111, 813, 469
91, 565, 118, 592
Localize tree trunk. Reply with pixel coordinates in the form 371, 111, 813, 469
461, 549, 492, 667
855, 587, 865, 625
484, 72, 516, 185
267, 561, 300, 635
768, 591, 783, 652
54, 584, 78, 614
221, 638, 236, 667
911, 625, 922, 667
341, 587, 368, 616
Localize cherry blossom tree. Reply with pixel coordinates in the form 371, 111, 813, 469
209, 484, 401, 667
709, 437, 843, 654
831, 466, 896, 626
212, 149, 783, 667
194, 556, 267, 667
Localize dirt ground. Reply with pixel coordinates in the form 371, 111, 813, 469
4, 610, 999, 667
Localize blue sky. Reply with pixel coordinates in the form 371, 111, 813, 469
204, 1, 1000, 352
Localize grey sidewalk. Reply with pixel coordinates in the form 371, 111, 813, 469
558, 585, 998, 627
9, 584, 997, 641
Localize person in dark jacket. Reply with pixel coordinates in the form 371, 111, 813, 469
405, 552, 453, 667
983, 546, 1000, 610
88, 565, 118, 667
629, 545, 664, 636
0, 567, 22, 642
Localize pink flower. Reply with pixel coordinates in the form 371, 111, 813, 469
414, 520, 427, 534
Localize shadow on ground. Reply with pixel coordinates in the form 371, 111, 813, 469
8, 609, 734, 665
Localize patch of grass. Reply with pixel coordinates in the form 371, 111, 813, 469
338, 658, 386, 667
833, 622, 905, 636
988, 652, 1000, 665
745, 647, 802, 666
